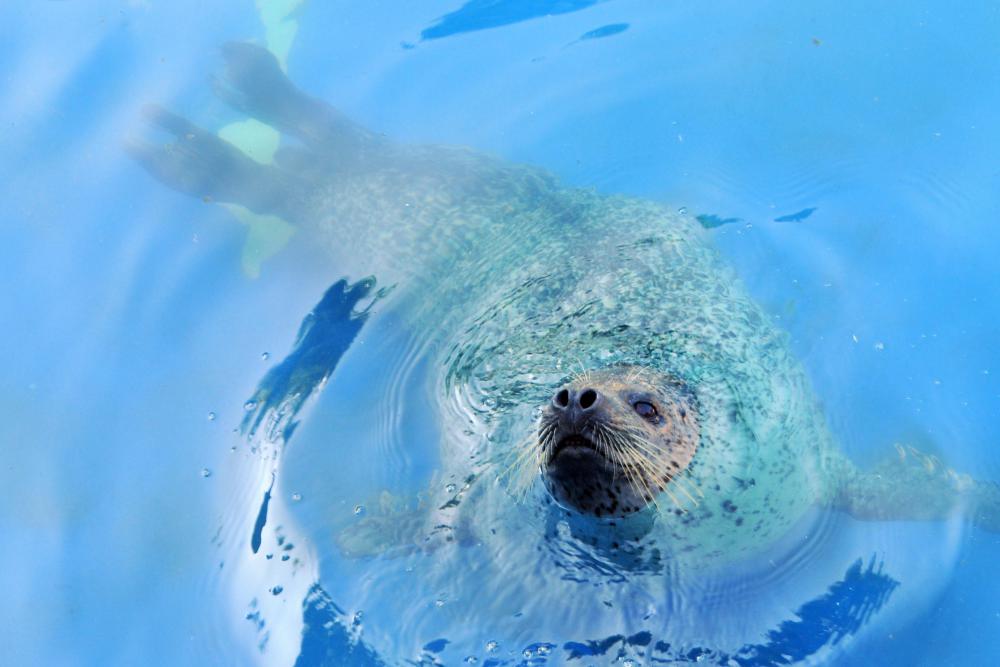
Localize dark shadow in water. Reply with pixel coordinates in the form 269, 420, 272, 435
294, 584, 387, 667
563, 556, 898, 666
577, 22, 629, 41
774, 207, 818, 223
696, 213, 744, 229
240, 277, 388, 442
250, 473, 276, 554
293, 556, 898, 665
420, 0, 606, 41
240, 277, 390, 557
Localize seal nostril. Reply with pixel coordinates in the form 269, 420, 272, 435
579, 389, 598, 410
554, 389, 570, 408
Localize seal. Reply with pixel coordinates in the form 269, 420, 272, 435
132, 43, 1000, 572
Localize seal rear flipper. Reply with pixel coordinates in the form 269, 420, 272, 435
128, 104, 311, 221
834, 444, 1000, 533
216, 42, 386, 160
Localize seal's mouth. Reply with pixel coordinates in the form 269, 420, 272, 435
550, 434, 602, 462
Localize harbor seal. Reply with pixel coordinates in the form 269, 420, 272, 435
132, 41, 1000, 660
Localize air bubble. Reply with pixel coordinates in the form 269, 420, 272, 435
485, 641, 498, 653
207, 411, 216, 421
873, 341, 885, 351
464, 657, 478, 664
271, 585, 283, 595
291, 493, 302, 502
445, 483, 457, 494
243, 400, 257, 411
677, 206, 688, 214
261, 352, 270, 361
434, 599, 445, 607
353, 504, 365, 516
200, 468, 212, 478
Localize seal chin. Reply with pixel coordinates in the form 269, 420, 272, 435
544, 433, 650, 518
544, 447, 625, 516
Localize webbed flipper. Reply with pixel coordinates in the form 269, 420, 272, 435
835, 444, 1000, 533
335, 490, 475, 559
215, 42, 386, 160
127, 104, 310, 221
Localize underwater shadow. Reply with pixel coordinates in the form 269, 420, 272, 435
420, 0, 607, 41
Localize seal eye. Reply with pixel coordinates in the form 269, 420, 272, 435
634, 401, 658, 420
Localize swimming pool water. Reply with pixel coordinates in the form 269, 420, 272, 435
3, 1, 1000, 665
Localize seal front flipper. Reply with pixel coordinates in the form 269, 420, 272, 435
335, 489, 476, 559
127, 104, 310, 221
834, 444, 1000, 532
215, 42, 385, 158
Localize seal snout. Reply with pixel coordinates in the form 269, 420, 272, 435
551, 386, 602, 410
549, 386, 604, 433
547, 385, 608, 466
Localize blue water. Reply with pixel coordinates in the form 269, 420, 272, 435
4, 1, 1000, 665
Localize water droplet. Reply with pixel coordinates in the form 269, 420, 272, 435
353, 504, 365, 516
243, 400, 257, 412
261, 352, 270, 361
677, 206, 688, 215
873, 341, 885, 351
271, 585, 283, 595
207, 411, 216, 421
200, 468, 212, 478
485, 641, 499, 653
445, 483, 457, 494
291, 493, 302, 502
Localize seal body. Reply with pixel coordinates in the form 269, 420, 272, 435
137, 75, 850, 567
296, 140, 849, 566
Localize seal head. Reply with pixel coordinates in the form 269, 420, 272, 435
539, 367, 699, 518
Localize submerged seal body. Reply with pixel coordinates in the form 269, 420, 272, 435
134, 41, 1000, 658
